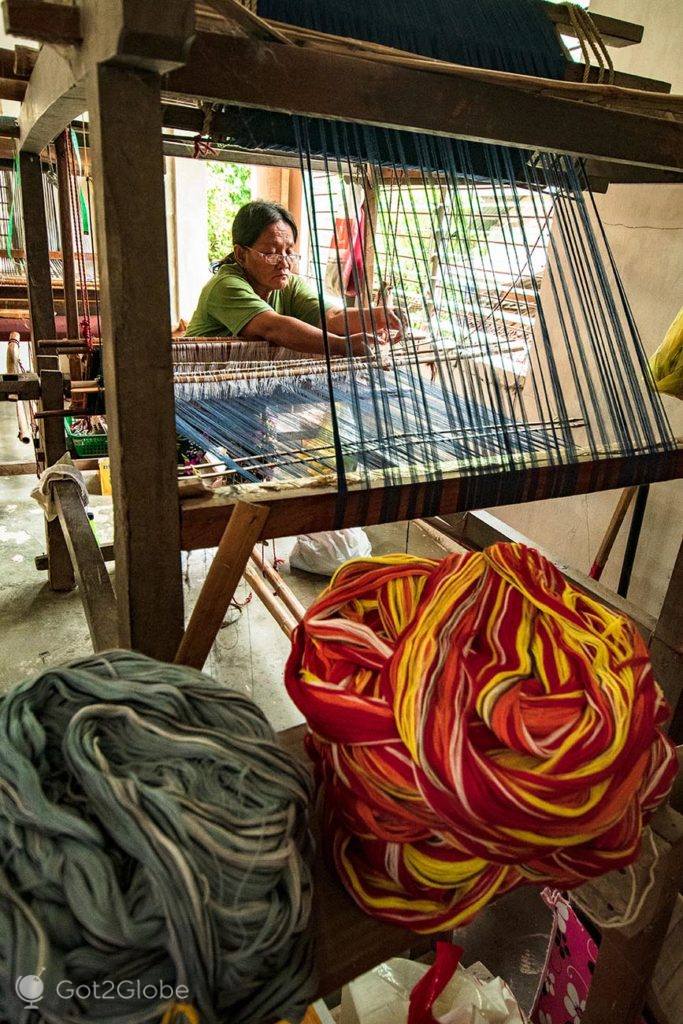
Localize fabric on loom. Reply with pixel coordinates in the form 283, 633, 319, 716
0, 651, 314, 1024
173, 142, 676, 499
174, 370, 573, 484
284, 543, 677, 933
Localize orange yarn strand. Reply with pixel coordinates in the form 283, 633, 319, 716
285, 544, 676, 933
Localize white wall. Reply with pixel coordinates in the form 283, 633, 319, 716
492, 0, 683, 617
165, 156, 209, 325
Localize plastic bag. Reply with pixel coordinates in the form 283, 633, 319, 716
649, 306, 683, 399
341, 942, 526, 1024
289, 528, 372, 576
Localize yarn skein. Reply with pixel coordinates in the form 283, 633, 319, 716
0, 650, 314, 1023
285, 544, 677, 933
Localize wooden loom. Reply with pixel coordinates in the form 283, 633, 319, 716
1, 2, 682, 1021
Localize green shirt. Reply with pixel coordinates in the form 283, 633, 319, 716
185, 262, 327, 337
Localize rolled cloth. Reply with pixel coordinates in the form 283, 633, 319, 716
0, 651, 314, 1023
285, 544, 677, 932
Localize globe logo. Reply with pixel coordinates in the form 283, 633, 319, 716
15, 974, 45, 1008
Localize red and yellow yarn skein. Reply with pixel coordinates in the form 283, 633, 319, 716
285, 543, 677, 933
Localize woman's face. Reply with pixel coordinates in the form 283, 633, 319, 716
236, 220, 297, 293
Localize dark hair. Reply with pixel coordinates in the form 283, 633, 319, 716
216, 201, 298, 270
234, 200, 298, 246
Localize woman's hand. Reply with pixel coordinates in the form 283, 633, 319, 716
344, 329, 399, 360
327, 305, 406, 340
372, 306, 404, 337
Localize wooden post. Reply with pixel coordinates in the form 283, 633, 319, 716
650, 538, 683, 743
175, 501, 270, 670
20, 152, 75, 589
580, 807, 683, 1024
54, 130, 79, 338
53, 479, 118, 651
86, 63, 183, 659
19, 149, 55, 362
243, 565, 298, 637
588, 485, 637, 580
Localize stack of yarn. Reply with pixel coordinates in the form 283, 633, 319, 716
0, 651, 314, 1023
286, 543, 677, 932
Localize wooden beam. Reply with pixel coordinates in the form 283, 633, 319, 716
35, 539, 114, 569
0, 77, 26, 101
175, 500, 270, 670
2, 0, 82, 44
166, 34, 683, 171
52, 479, 118, 652
544, 3, 643, 48
0, 372, 40, 400
160, 100, 683, 186
563, 62, 670, 94
19, 43, 86, 155
87, 63, 184, 659
19, 0, 195, 152
199, 0, 291, 44
0, 460, 38, 476
266, 17, 670, 97
181, 446, 683, 552
584, 159, 683, 188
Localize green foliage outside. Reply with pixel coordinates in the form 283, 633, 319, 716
207, 162, 252, 263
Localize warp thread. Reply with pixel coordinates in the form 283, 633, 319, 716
0, 650, 314, 1023
285, 543, 677, 933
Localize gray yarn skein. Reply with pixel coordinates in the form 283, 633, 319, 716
0, 650, 315, 1024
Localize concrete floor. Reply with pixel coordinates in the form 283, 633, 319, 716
0, 402, 435, 721
0, 400, 552, 1011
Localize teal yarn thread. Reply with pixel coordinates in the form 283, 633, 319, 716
0, 651, 314, 1023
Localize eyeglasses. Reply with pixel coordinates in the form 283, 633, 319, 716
244, 247, 302, 267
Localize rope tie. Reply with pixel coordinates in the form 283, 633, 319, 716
565, 3, 614, 84
285, 544, 677, 933
194, 103, 219, 159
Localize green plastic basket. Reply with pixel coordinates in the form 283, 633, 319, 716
64, 417, 109, 458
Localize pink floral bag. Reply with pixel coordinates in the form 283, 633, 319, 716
531, 889, 646, 1024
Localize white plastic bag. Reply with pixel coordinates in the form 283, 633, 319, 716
289, 528, 371, 576
340, 953, 526, 1024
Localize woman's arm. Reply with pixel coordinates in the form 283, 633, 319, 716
241, 308, 370, 357
326, 305, 404, 336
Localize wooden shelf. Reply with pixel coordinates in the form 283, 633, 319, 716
278, 725, 419, 1000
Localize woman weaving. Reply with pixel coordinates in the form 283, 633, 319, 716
185, 200, 401, 355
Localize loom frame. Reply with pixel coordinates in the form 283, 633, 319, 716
8, 0, 683, 656
3, 4, 683, 1020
